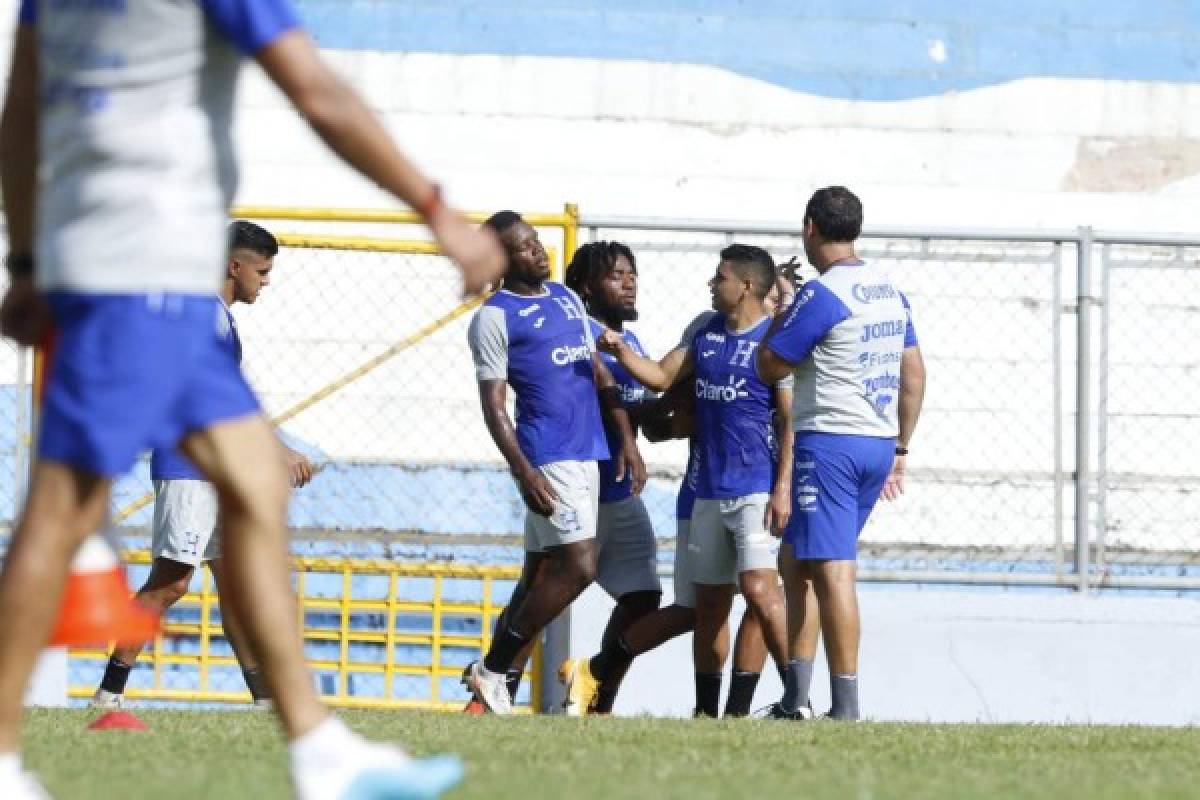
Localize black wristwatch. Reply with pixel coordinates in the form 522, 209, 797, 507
895, 446, 909, 456
5, 253, 34, 280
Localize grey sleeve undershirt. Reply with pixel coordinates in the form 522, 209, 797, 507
468, 305, 509, 381
677, 310, 718, 352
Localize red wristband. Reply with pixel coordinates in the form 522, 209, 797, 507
415, 183, 444, 221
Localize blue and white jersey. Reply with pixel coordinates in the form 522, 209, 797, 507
689, 312, 789, 499
150, 302, 242, 480
767, 261, 918, 438
20, 0, 299, 293
468, 282, 609, 468
588, 320, 650, 503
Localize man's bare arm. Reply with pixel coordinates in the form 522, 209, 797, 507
882, 345, 927, 501
0, 25, 36, 258
598, 332, 692, 392
592, 354, 647, 495
766, 386, 794, 536
478, 379, 556, 516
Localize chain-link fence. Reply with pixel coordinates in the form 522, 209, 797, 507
582, 219, 1199, 591
1098, 241, 1200, 582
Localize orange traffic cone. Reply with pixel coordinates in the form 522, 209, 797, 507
48, 534, 159, 647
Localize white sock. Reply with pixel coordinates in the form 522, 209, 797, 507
0, 752, 20, 777
289, 717, 357, 764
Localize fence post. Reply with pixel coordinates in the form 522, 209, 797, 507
1075, 227, 1093, 594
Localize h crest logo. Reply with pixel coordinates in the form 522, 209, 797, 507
729, 339, 759, 368
554, 296, 583, 321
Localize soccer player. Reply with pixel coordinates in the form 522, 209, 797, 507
553, 241, 661, 714
0, 2, 502, 797
597, 244, 793, 718
558, 246, 777, 717
464, 213, 646, 716
92, 221, 314, 710
758, 186, 926, 721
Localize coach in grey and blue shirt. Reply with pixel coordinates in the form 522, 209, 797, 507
758, 186, 927, 721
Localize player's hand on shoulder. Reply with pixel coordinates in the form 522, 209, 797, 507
0, 278, 51, 347
285, 447, 315, 489
596, 328, 624, 354
428, 206, 505, 297
881, 454, 906, 501
516, 467, 558, 517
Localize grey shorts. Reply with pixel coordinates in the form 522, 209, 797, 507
673, 517, 695, 609
689, 494, 781, 585
596, 496, 662, 600
151, 479, 219, 567
524, 460, 600, 552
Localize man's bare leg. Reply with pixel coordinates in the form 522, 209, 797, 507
810, 558, 860, 720
180, 416, 326, 739
211, 557, 269, 703
776, 545, 823, 715
0, 462, 109, 753
96, 557, 195, 702
724, 605, 769, 717
692, 583, 734, 718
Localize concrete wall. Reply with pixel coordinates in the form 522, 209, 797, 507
566, 583, 1200, 725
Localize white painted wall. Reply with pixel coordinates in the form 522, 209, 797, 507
566, 583, 1200, 725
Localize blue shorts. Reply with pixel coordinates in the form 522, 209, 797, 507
38, 292, 260, 478
783, 432, 894, 561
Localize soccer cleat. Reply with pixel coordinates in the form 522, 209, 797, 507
757, 702, 815, 721
557, 658, 599, 717
461, 698, 486, 715
463, 661, 512, 716
90, 688, 124, 709
0, 771, 51, 800
293, 741, 463, 800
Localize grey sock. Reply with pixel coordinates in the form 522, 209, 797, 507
780, 658, 814, 713
829, 674, 860, 720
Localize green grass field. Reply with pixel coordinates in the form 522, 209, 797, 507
23, 709, 1200, 799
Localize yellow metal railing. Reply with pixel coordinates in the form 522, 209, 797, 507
69, 554, 537, 712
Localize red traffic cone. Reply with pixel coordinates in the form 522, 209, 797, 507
87, 711, 148, 732
48, 535, 160, 647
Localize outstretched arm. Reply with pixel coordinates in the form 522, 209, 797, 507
597, 332, 692, 393
254, 31, 502, 294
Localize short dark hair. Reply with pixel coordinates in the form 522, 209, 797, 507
720, 243, 775, 300
564, 241, 637, 296
482, 210, 524, 237
229, 220, 278, 258
804, 186, 862, 242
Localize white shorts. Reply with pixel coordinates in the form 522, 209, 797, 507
524, 460, 600, 552
689, 494, 780, 586
151, 479, 219, 567
596, 496, 662, 600
672, 517, 695, 609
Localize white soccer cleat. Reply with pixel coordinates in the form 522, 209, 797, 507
464, 660, 512, 716
292, 734, 462, 800
90, 688, 124, 709
0, 771, 51, 800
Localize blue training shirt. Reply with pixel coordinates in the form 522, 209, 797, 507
150, 302, 242, 479
589, 320, 650, 503
468, 282, 609, 468
690, 313, 787, 499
